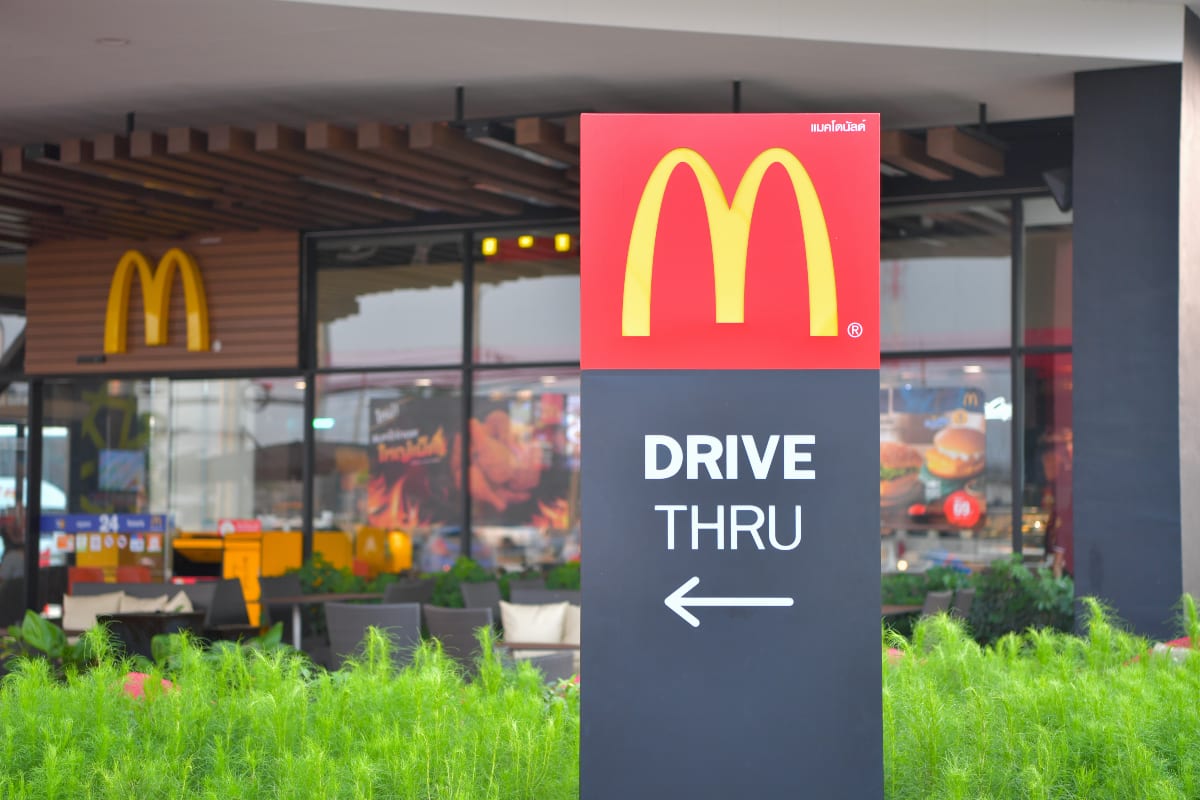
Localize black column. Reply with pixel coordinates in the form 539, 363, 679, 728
23, 380, 43, 612
1074, 23, 1200, 638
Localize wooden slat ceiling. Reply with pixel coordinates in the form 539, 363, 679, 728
0, 116, 583, 247
0, 112, 1007, 248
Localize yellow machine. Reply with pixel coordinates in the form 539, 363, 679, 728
354, 526, 413, 576
173, 530, 353, 626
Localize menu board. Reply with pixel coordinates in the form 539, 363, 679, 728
880, 387, 987, 529
41, 513, 170, 576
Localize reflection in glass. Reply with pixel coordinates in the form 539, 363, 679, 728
880, 358, 1012, 572
1023, 353, 1073, 572
0, 384, 30, 575
316, 233, 464, 368
40, 378, 305, 578
881, 200, 1011, 351
471, 369, 580, 571
475, 229, 580, 363
1023, 197, 1073, 347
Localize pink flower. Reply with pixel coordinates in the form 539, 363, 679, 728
123, 672, 174, 700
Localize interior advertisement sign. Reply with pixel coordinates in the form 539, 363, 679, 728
581, 113, 881, 799
881, 387, 987, 529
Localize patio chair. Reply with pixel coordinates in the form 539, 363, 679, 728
460, 581, 502, 627
383, 577, 436, 605
258, 574, 303, 639
180, 579, 254, 628
325, 601, 422, 669
0, 578, 24, 628
921, 590, 954, 616
423, 605, 494, 675
506, 577, 547, 593
524, 651, 575, 683
510, 587, 581, 606
951, 587, 976, 619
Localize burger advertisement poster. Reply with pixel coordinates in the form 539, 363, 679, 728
880, 387, 987, 529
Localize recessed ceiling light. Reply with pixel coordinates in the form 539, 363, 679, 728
95, 37, 131, 47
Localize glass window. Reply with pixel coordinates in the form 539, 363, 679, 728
166, 377, 306, 531
1023, 196, 1073, 347
880, 358, 1012, 572
41, 377, 305, 579
1022, 353, 1073, 572
315, 233, 464, 368
474, 228, 580, 363
471, 368, 580, 571
313, 371, 463, 571
0, 383, 30, 575
881, 200, 1011, 351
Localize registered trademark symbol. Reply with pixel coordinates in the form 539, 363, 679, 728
847, 322, 864, 338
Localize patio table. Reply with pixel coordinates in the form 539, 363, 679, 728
499, 641, 581, 651
881, 604, 923, 616
266, 592, 384, 650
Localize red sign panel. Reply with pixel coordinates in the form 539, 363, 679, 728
217, 518, 262, 536
581, 114, 879, 370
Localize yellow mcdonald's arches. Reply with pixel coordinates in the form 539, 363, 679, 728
104, 248, 210, 355
622, 147, 837, 337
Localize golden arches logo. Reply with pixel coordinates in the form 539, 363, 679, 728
103, 248, 210, 355
622, 147, 837, 337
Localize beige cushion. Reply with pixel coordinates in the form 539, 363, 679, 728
500, 600, 568, 660
562, 604, 580, 646
62, 591, 125, 632
563, 604, 581, 674
118, 594, 169, 613
165, 590, 194, 613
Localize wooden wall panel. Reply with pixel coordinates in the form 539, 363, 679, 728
26, 230, 299, 374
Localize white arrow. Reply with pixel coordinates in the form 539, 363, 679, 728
664, 576, 795, 628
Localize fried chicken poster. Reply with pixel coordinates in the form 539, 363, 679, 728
367, 398, 460, 530
454, 395, 578, 530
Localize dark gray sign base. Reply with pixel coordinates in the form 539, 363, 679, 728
581, 370, 882, 800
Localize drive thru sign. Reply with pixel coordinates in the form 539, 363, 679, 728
580, 114, 882, 799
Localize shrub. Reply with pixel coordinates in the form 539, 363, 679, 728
923, 565, 969, 593
544, 561, 581, 591
294, 553, 399, 595
884, 599, 1200, 798
0, 628, 579, 798
881, 572, 930, 606
882, 566, 970, 606
3, 612, 114, 679
423, 556, 493, 608
967, 554, 1074, 644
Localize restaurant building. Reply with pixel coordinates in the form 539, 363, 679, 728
0, 0, 1196, 637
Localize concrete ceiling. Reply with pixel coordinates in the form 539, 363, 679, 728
0, 0, 1187, 145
